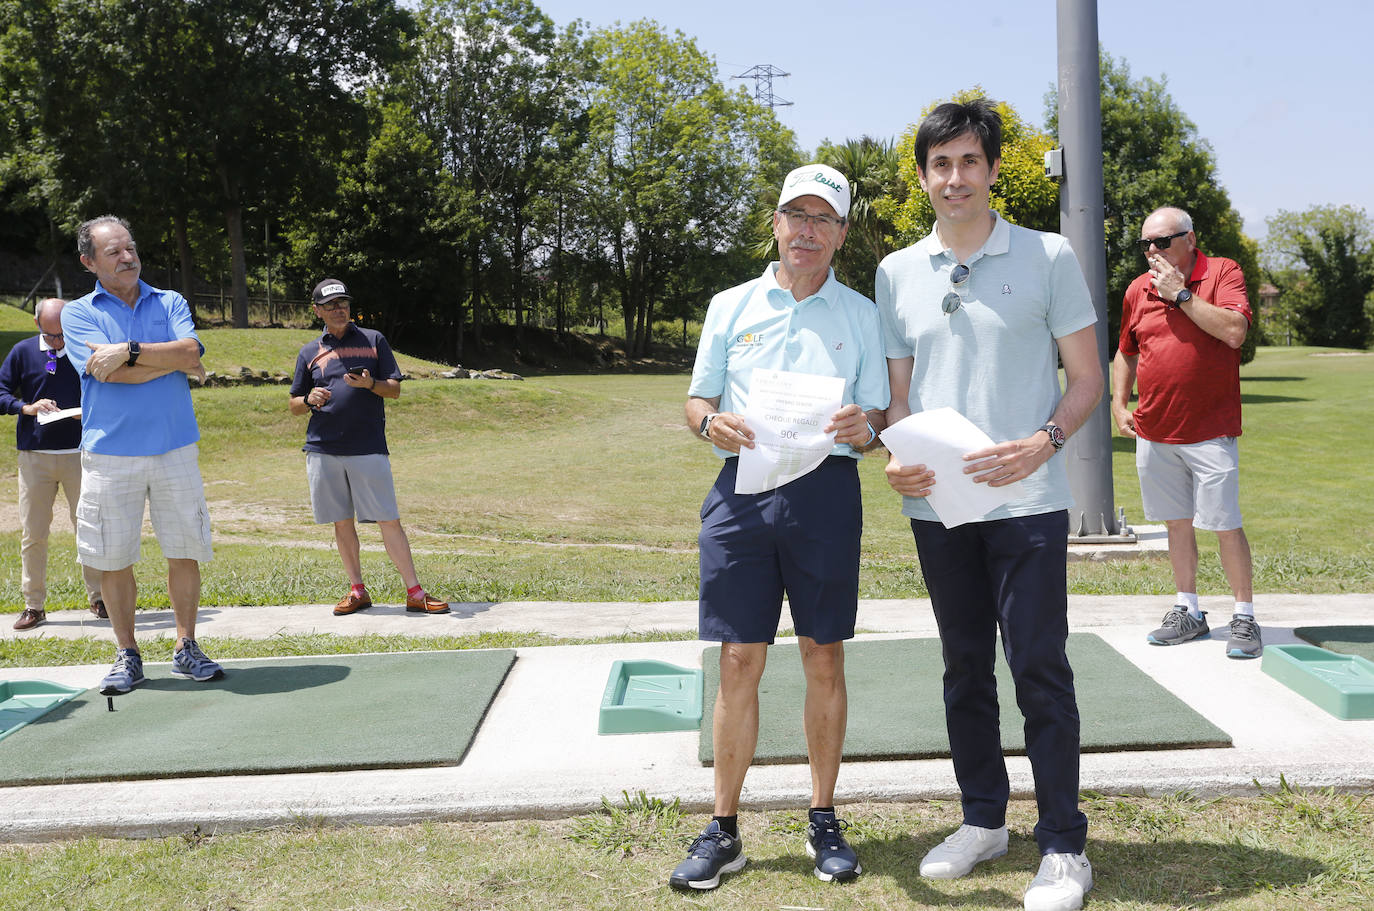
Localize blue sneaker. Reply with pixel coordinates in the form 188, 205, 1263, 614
171, 638, 225, 682
668, 820, 746, 891
99, 648, 146, 695
806, 811, 862, 882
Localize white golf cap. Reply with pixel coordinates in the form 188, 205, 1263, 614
776, 164, 851, 219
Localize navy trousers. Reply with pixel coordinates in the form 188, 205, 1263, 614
911, 511, 1088, 855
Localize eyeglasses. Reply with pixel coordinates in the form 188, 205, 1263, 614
315, 299, 350, 311
1135, 231, 1188, 255
776, 207, 846, 231
45, 350, 57, 375
942, 263, 971, 315
41, 331, 64, 342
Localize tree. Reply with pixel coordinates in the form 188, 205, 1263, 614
1, 0, 412, 327
815, 136, 901, 298
283, 98, 464, 343
880, 88, 1059, 249
398, 0, 586, 359
1046, 52, 1260, 363
1264, 205, 1373, 349
582, 20, 797, 356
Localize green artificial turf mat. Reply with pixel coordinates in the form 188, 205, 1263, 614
700, 633, 1230, 764
1293, 626, 1374, 663
0, 650, 515, 786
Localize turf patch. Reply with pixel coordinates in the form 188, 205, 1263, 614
1293, 626, 1374, 663
700, 633, 1229, 764
0, 650, 514, 786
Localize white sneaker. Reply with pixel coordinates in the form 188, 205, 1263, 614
919, 823, 1009, 879
1024, 852, 1093, 911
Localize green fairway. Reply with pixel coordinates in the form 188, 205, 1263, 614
1, 313, 1371, 610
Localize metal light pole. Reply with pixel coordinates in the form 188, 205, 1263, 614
1056, 0, 1130, 538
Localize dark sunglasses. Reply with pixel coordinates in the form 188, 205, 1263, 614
1135, 230, 1188, 255
942, 263, 971, 315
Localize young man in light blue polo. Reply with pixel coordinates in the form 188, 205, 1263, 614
674, 164, 889, 891
876, 100, 1103, 911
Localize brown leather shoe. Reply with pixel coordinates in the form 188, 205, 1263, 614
90, 599, 108, 619
405, 592, 450, 614
13, 608, 46, 631
334, 591, 372, 616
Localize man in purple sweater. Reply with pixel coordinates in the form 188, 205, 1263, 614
0, 298, 104, 629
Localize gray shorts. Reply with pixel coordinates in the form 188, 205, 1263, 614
1136, 436, 1243, 531
306, 452, 400, 524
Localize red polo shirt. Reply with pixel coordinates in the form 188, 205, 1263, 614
1118, 251, 1252, 444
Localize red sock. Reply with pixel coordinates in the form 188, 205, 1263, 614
407, 584, 424, 599
351, 583, 368, 599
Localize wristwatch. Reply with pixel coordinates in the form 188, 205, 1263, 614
1037, 422, 1065, 452
126, 340, 141, 366
1171, 289, 1192, 307
699, 413, 719, 439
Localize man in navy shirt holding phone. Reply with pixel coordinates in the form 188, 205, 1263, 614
288, 278, 448, 616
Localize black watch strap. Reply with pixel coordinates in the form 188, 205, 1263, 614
126, 340, 141, 367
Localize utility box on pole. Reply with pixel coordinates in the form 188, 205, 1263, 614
1056, 0, 1132, 539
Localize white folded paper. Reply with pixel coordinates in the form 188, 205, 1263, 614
879, 407, 1024, 528
35, 406, 81, 425
735, 368, 844, 495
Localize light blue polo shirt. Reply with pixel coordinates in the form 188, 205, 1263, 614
62, 280, 203, 456
689, 263, 890, 460
875, 213, 1097, 520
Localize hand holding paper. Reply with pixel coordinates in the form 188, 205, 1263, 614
879, 407, 1025, 528
735, 368, 844, 495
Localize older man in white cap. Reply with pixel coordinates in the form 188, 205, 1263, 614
671, 164, 889, 891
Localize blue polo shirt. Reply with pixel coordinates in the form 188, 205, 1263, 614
62, 280, 203, 456
689, 263, 890, 460
290, 323, 402, 456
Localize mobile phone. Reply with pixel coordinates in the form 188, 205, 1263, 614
347, 367, 364, 378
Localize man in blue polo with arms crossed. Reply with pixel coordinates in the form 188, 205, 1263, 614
62, 215, 222, 695
673, 164, 888, 891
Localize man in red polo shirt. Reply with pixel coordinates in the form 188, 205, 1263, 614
1112, 206, 1260, 658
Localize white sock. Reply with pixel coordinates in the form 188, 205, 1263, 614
1177, 592, 1201, 617
1233, 602, 1254, 619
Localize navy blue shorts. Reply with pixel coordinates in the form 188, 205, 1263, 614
697, 456, 862, 645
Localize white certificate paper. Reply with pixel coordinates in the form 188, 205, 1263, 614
879, 407, 1025, 528
735, 369, 845, 495
35, 406, 81, 425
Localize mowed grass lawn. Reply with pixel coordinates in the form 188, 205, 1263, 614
1, 326, 1371, 609
1, 788, 1372, 910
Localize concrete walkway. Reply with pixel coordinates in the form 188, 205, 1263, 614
2, 593, 1373, 842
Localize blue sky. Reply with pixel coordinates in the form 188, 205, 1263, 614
534, 0, 1373, 245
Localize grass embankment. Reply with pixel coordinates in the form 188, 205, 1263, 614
4, 299, 1372, 613
2, 334, 1370, 617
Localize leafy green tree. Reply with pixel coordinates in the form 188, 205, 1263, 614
582, 20, 797, 356
815, 136, 901, 297
1046, 52, 1260, 362
1, 0, 411, 327
880, 88, 1058, 248
1264, 205, 1373, 348
283, 99, 465, 343
399, 0, 586, 359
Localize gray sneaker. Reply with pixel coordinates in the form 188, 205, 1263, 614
1226, 615, 1263, 659
171, 638, 225, 681
99, 648, 146, 695
1147, 607, 1210, 645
